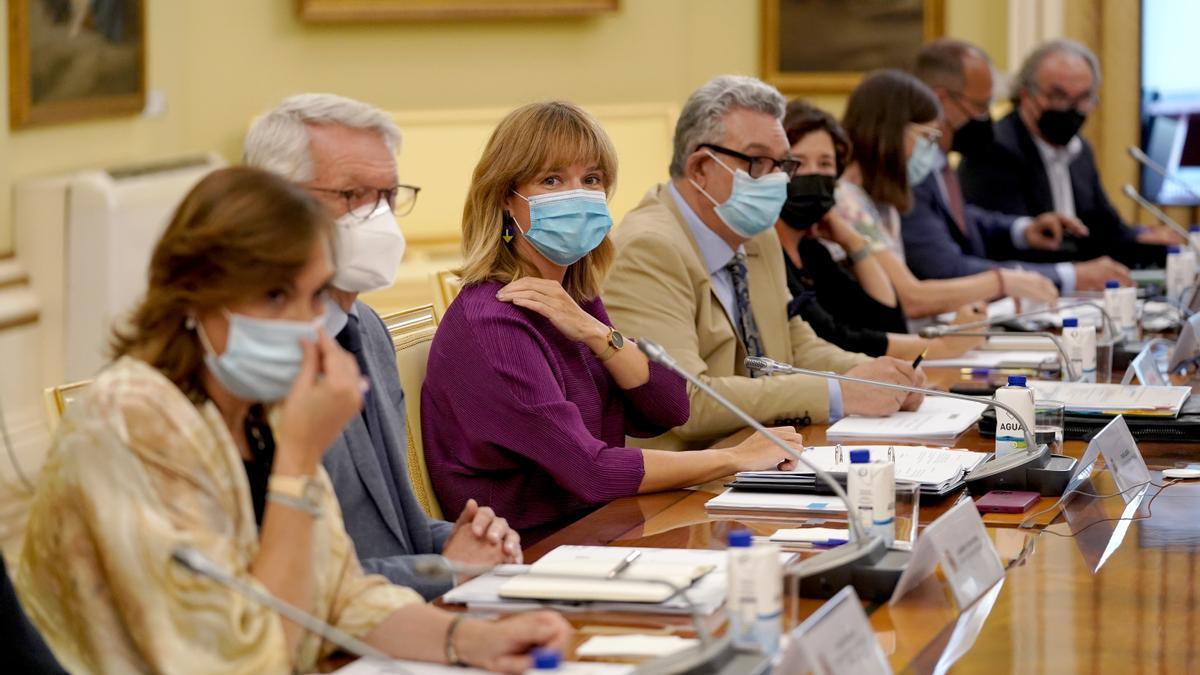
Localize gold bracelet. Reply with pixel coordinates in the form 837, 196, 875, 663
445, 614, 467, 666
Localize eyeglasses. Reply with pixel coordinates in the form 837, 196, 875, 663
697, 143, 800, 178
907, 123, 943, 143
307, 183, 421, 221
1032, 85, 1097, 112
947, 90, 992, 121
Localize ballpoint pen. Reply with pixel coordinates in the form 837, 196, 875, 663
912, 348, 928, 370
606, 550, 641, 579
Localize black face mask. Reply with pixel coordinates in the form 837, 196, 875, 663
1037, 108, 1086, 147
951, 116, 994, 156
780, 174, 837, 231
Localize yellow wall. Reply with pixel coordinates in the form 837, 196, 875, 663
0, 0, 1008, 256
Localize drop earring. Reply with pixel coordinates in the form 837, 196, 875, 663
501, 212, 515, 243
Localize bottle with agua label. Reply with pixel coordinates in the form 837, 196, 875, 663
994, 375, 1035, 456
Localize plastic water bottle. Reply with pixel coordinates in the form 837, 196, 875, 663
847, 449, 895, 546
726, 529, 782, 654
994, 375, 1035, 456
1166, 245, 1192, 301
1104, 279, 1138, 343
1190, 225, 1200, 258
1061, 317, 1096, 383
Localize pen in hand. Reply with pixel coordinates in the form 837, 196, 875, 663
911, 348, 928, 370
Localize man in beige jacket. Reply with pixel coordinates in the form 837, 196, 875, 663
605, 75, 925, 450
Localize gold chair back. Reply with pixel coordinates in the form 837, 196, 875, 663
381, 304, 443, 519
43, 380, 93, 435
429, 270, 462, 323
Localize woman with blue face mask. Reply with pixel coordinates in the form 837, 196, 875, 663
17, 167, 571, 674
836, 69, 1060, 320
422, 102, 797, 542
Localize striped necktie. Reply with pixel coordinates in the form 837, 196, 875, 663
724, 252, 766, 373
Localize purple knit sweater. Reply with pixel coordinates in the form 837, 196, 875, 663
421, 280, 690, 542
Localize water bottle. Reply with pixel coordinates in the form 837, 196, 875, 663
1167, 245, 1190, 301
726, 529, 782, 654
847, 449, 895, 546
1103, 280, 1138, 343
1061, 317, 1096, 383
994, 375, 1035, 456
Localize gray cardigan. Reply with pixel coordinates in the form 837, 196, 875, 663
322, 301, 455, 600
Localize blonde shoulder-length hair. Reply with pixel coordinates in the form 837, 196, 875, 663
457, 101, 618, 302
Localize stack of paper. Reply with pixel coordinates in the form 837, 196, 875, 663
498, 556, 714, 603
1028, 381, 1191, 417
336, 658, 633, 675
921, 349, 1058, 369
703, 488, 848, 516
726, 445, 989, 496
826, 397, 987, 443
442, 546, 772, 616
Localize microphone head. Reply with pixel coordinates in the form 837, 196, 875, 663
743, 356, 775, 373
1128, 145, 1148, 161
918, 325, 946, 338
1122, 184, 1140, 199
636, 338, 673, 366
172, 547, 216, 576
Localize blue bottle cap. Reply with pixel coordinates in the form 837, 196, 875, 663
1191, 225, 1200, 233
728, 529, 753, 547
1105, 280, 1121, 289
533, 649, 562, 670
1169, 245, 1182, 254
849, 449, 871, 464
1008, 375, 1027, 386
1062, 317, 1078, 328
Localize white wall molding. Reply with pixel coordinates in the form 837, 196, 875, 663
1007, 0, 1065, 76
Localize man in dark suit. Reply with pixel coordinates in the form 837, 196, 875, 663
246, 94, 521, 600
902, 39, 1133, 292
958, 38, 1168, 268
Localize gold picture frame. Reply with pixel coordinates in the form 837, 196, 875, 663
762, 0, 945, 94
297, 0, 619, 22
8, 0, 146, 129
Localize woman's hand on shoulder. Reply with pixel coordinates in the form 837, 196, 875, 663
496, 278, 610, 351
275, 330, 363, 473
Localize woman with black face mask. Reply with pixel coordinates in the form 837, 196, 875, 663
775, 100, 982, 360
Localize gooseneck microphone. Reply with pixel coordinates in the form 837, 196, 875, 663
1128, 145, 1200, 203
171, 547, 393, 661
636, 339, 897, 601
741, 356, 1048, 487
1122, 184, 1200, 256
916, 329, 1078, 381
920, 300, 1119, 343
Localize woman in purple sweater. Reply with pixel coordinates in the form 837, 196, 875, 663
422, 101, 802, 542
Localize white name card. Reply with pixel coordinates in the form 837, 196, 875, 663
1169, 313, 1200, 374
1123, 341, 1170, 386
889, 498, 1004, 609
1090, 416, 1152, 502
778, 586, 891, 675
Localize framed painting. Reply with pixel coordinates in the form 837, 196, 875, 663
297, 0, 619, 22
8, 0, 145, 129
762, 0, 945, 93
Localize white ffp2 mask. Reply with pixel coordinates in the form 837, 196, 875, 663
332, 203, 406, 293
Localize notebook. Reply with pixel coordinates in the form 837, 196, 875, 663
825, 397, 988, 443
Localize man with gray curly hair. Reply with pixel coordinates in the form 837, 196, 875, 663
244, 94, 521, 600
959, 40, 1169, 267
605, 76, 926, 451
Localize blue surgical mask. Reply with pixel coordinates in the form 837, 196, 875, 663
906, 135, 940, 186
513, 188, 612, 266
690, 152, 789, 238
196, 310, 324, 402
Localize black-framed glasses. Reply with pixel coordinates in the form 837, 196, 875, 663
947, 90, 992, 121
307, 183, 421, 221
697, 143, 800, 178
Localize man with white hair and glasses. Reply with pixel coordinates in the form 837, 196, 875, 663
604, 75, 927, 451
244, 94, 520, 600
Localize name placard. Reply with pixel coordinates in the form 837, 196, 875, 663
1169, 313, 1200, 374
890, 499, 1004, 609
1090, 416, 1152, 502
779, 585, 892, 675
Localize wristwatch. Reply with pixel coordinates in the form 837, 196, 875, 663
268, 474, 324, 518
595, 327, 626, 362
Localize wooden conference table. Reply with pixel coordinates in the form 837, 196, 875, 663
517, 367, 1200, 674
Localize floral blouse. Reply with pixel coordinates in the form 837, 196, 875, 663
17, 356, 420, 674
835, 180, 906, 263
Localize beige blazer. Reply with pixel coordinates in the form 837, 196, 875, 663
604, 183, 871, 450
